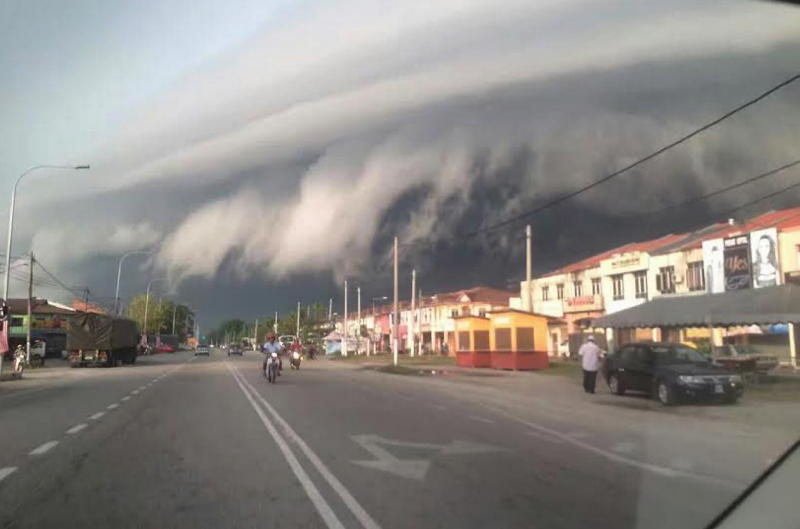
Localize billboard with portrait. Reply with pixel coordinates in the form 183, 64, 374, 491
723, 235, 751, 291
702, 239, 725, 294
750, 227, 780, 288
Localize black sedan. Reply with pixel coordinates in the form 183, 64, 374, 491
603, 342, 744, 405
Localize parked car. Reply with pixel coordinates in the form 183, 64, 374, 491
195, 344, 210, 356
156, 344, 176, 354
603, 341, 744, 405
227, 344, 243, 356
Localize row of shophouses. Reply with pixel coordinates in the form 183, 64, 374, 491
342, 206, 800, 365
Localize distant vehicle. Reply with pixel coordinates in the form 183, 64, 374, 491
155, 344, 176, 354
278, 335, 296, 347
195, 344, 210, 356
712, 344, 780, 374
266, 351, 280, 383
227, 344, 243, 356
290, 349, 301, 369
66, 313, 138, 367
603, 342, 744, 405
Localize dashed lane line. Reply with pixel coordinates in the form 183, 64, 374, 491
89, 412, 105, 420
0, 467, 17, 482
121, 396, 131, 401
66, 423, 88, 435
29, 441, 58, 456
107, 403, 119, 410
468, 415, 494, 424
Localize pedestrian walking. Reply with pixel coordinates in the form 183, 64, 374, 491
578, 335, 603, 394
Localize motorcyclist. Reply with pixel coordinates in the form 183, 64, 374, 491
262, 333, 284, 377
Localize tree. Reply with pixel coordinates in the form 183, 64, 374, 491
125, 296, 194, 339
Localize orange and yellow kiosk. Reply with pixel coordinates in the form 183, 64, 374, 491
487, 309, 551, 370
454, 316, 492, 368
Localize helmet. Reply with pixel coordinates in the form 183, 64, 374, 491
266, 333, 276, 340
587, 334, 596, 342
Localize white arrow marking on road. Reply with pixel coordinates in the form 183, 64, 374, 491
351, 434, 502, 481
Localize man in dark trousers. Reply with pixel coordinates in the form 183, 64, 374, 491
578, 335, 603, 394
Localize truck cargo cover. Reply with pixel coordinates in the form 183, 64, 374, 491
66, 313, 138, 350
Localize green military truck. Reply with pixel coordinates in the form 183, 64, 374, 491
66, 313, 139, 367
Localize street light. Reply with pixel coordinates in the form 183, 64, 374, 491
371, 296, 388, 316
143, 277, 168, 338
114, 250, 154, 314
0, 164, 88, 378
3, 165, 90, 303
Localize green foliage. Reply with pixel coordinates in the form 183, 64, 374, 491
125, 295, 194, 339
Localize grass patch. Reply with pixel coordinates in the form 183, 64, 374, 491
535, 361, 583, 379
375, 365, 423, 376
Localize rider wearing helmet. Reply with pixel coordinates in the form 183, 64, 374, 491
262, 333, 284, 377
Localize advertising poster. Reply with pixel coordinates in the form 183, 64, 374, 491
702, 239, 725, 294
750, 228, 780, 288
723, 235, 751, 291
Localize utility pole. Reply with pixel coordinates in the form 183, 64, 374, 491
296, 301, 301, 340
343, 280, 348, 357
26, 252, 33, 362
410, 269, 416, 357
83, 288, 90, 312
254, 319, 259, 349
328, 298, 333, 322
274, 311, 278, 334
393, 236, 398, 366
526, 224, 532, 311
418, 288, 423, 356
172, 303, 177, 334
357, 287, 361, 355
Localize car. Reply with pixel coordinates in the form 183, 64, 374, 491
603, 341, 744, 405
194, 345, 211, 356
156, 344, 176, 354
227, 344, 243, 356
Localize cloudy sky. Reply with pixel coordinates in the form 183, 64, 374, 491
2, 0, 800, 328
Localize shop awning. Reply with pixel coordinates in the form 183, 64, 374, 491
592, 284, 800, 328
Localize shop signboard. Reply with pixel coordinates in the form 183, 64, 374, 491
723, 235, 751, 291
750, 227, 780, 288
563, 295, 604, 313
702, 238, 725, 294
600, 252, 648, 276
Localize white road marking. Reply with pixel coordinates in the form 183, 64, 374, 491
0, 467, 17, 482
138, 386, 146, 391
66, 423, 88, 435
525, 430, 561, 443
468, 415, 494, 424
131, 390, 139, 395
121, 396, 131, 401
226, 365, 347, 529
567, 431, 589, 439
230, 363, 382, 529
432, 404, 448, 411
107, 403, 119, 410
611, 441, 637, 455
89, 412, 105, 420
484, 404, 742, 489
30, 441, 58, 456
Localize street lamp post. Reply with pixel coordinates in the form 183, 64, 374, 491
1, 164, 88, 377
143, 278, 168, 339
114, 250, 154, 314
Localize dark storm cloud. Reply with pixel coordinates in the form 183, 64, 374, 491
12, 0, 800, 325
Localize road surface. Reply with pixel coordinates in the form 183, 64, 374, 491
0, 350, 796, 528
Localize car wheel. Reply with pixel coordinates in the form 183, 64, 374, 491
608, 374, 625, 395
656, 381, 675, 406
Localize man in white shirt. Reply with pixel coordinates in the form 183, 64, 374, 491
578, 335, 603, 394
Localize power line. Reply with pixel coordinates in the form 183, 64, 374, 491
471, 71, 800, 235
724, 179, 800, 218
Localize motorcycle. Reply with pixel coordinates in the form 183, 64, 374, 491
12, 346, 26, 379
290, 350, 302, 370
266, 352, 280, 383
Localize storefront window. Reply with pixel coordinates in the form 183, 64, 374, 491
687, 261, 705, 291
457, 331, 470, 351
495, 328, 512, 350
474, 330, 490, 351
573, 281, 582, 297
591, 278, 602, 296
657, 266, 675, 294
516, 327, 534, 350
634, 271, 647, 299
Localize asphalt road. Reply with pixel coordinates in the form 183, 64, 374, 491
0, 350, 796, 529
